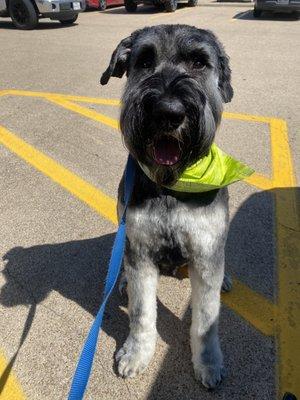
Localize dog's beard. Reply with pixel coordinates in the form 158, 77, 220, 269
120, 77, 220, 186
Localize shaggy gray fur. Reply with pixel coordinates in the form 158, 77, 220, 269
101, 24, 233, 389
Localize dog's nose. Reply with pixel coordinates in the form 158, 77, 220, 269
153, 98, 185, 129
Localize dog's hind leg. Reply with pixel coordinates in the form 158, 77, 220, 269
189, 265, 225, 389
116, 259, 158, 378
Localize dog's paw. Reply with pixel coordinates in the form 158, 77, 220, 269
221, 273, 232, 293
116, 336, 155, 378
194, 364, 225, 389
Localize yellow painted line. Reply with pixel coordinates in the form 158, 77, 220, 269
270, 118, 295, 188
0, 352, 26, 400
223, 111, 272, 124
47, 97, 120, 131
245, 173, 274, 190
0, 125, 118, 225
0, 89, 120, 106
47, 96, 120, 129
270, 118, 299, 397
56, 95, 120, 106
276, 188, 300, 398
222, 279, 276, 336
0, 90, 11, 97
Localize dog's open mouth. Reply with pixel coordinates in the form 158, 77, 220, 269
152, 136, 181, 166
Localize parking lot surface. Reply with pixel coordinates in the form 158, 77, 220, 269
0, 3, 299, 400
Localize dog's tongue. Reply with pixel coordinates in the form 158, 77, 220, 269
153, 137, 181, 166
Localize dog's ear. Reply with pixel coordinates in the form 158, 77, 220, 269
100, 36, 132, 85
217, 49, 234, 103
204, 30, 234, 103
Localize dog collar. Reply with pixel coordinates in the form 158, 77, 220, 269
138, 143, 254, 193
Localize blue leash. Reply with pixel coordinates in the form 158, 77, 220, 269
68, 155, 135, 400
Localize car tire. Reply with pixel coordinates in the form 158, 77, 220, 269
165, 0, 177, 12
253, 8, 262, 17
188, 0, 198, 6
153, 0, 164, 10
98, 0, 107, 10
9, 0, 38, 30
124, 0, 137, 12
59, 15, 78, 24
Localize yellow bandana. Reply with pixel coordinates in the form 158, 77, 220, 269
139, 143, 254, 193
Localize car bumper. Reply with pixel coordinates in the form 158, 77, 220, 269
255, 0, 300, 11
36, 0, 86, 15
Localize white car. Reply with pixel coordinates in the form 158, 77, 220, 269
0, 0, 85, 29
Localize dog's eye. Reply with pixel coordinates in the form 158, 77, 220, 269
190, 53, 208, 70
192, 58, 206, 70
141, 59, 153, 69
137, 56, 154, 69
136, 48, 155, 70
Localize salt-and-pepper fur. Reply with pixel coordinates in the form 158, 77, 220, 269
101, 24, 234, 389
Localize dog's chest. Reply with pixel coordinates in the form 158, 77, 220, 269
126, 193, 227, 273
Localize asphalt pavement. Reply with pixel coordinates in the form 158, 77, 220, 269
0, 3, 299, 400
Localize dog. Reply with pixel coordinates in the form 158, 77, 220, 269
100, 24, 233, 389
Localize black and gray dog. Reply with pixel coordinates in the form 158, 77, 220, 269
101, 24, 233, 389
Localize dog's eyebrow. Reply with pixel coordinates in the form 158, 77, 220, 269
178, 41, 212, 66
133, 42, 156, 59
179, 39, 211, 57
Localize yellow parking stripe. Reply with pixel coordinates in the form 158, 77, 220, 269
223, 111, 273, 124
245, 173, 274, 191
0, 352, 26, 400
0, 90, 11, 97
276, 188, 300, 398
222, 279, 275, 336
269, 118, 299, 397
0, 126, 117, 225
0, 89, 120, 106
270, 118, 295, 188
47, 97, 120, 131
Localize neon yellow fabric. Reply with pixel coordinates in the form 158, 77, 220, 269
139, 143, 254, 193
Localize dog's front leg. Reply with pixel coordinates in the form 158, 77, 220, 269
189, 264, 224, 389
116, 258, 158, 378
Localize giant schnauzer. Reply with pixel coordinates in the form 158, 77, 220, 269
101, 24, 233, 389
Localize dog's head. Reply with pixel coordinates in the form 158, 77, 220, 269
101, 25, 233, 185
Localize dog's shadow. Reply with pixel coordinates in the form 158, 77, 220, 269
1, 187, 296, 399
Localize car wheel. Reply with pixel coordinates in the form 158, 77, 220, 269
59, 15, 78, 24
253, 8, 262, 17
9, 0, 38, 30
124, 0, 137, 12
188, 0, 198, 6
165, 0, 177, 12
153, 0, 164, 10
98, 0, 107, 10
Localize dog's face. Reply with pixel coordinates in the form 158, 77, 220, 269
101, 25, 233, 185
